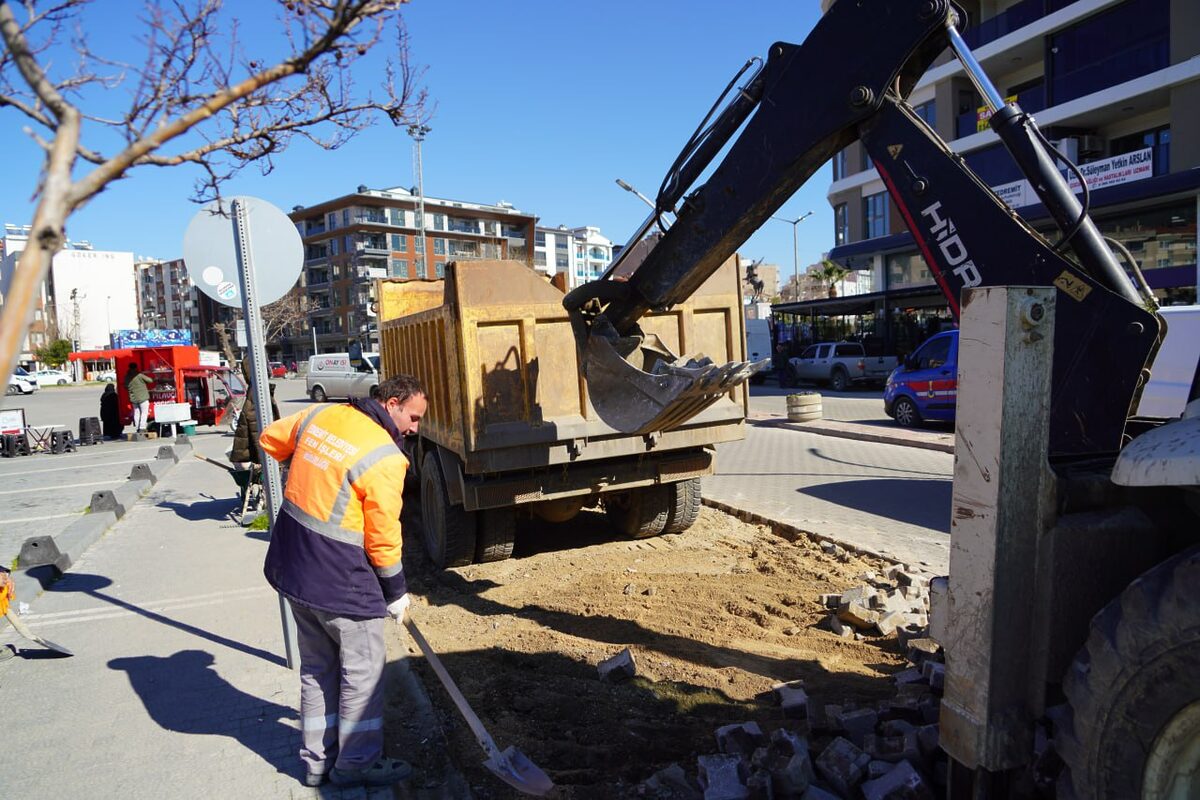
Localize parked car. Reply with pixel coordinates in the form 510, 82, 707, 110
31, 368, 75, 386
6, 370, 38, 395
269, 361, 288, 378
745, 319, 772, 385
96, 370, 116, 382
884, 330, 958, 427
306, 352, 380, 401
786, 341, 898, 391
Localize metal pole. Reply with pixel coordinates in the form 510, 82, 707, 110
231, 199, 299, 670
409, 124, 431, 278
791, 223, 799, 302
311, 323, 318, 357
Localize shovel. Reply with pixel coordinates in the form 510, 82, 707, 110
5, 611, 74, 656
400, 614, 554, 796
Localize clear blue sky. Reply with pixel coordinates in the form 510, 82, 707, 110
0, 0, 834, 286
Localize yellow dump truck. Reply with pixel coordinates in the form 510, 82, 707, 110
378, 257, 752, 567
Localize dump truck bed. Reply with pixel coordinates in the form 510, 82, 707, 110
378, 258, 749, 476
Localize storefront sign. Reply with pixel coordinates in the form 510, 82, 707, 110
976, 95, 1018, 132
113, 329, 194, 348
990, 148, 1152, 210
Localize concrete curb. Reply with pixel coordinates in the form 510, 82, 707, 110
752, 416, 955, 454
3, 441, 189, 629
702, 496, 904, 567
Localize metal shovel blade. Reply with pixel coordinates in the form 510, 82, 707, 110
401, 615, 554, 796
485, 745, 555, 797
583, 331, 771, 434
5, 611, 74, 656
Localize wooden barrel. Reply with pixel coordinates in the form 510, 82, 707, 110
786, 392, 822, 422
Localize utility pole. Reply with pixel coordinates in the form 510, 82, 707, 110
408, 124, 431, 278
771, 211, 813, 301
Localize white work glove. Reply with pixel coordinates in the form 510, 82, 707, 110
386, 593, 411, 621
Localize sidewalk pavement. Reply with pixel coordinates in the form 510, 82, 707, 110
747, 411, 956, 453
0, 431, 464, 800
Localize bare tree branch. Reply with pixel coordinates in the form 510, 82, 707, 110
0, 0, 427, 387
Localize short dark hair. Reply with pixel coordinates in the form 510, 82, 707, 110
373, 373, 426, 405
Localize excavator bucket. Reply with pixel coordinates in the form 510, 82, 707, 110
582, 329, 769, 435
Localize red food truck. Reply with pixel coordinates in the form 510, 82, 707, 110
70, 346, 244, 428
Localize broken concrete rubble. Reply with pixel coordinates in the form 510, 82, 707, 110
716, 722, 767, 756
859, 760, 934, 800
598, 647, 638, 682
815, 737, 871, 797
698, 753, 749, 800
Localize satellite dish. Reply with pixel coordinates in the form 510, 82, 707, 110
183, 196, 303, 308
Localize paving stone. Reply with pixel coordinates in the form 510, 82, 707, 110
836, 601, 879, 630
863, 731, 921, 763
905, 638, 942, 667
868, 760, 893, 779
769, 727, 808, 759
875, 611, 907, 637
860, 760, 934, 800
916, 725, 940, 759
892, 668, 925, 686
924, 662, 945, 693
815, 737, 871, 797
716, 722, 767, 756
746, 769, 774, 800
834, 707, 879, 745
769, 752, 814, 798
772, 683, 810, 721
640, 763, 703, 799
829, 614, 853, 638
698, 754, 749, 800
598, 647, 638, 682
818, 593, 841, 609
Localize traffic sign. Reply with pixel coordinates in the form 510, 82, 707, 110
182, 196, 303, 307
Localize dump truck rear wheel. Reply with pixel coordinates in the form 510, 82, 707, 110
665, 478, 702, 534
605, 485, 671, 539
475, 507, 516, 563
419, 452, 477, 568
1056, 546, 1200, 799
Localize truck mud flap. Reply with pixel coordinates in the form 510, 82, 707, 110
584, 331, 768, 435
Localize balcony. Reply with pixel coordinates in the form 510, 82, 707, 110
961, 0, 1046, 50
306, 272, 331, 288
354, 213, 388, 225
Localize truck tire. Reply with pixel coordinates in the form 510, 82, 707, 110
310, 385, 327, 402
1056, 546, 1200, 799
892, 396, 920, 428
830, 367, 848, 392
665, 478, 702, 534
475, 507, 516, 563
605, 485, 671, 539
419, 452, 477, 568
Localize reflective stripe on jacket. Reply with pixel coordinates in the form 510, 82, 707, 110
259, 403, 408, 618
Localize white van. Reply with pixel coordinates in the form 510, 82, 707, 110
306, 352, 381, 402
745, 318, 773, 384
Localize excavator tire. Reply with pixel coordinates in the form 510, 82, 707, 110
664, 478, 702, 534
1056, 546, 1200, 799
605, 485, 671, 539
419, 451, 477, 568
475, 507, 516, 563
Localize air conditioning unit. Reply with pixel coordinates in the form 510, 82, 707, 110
1078, 135, 1106, 157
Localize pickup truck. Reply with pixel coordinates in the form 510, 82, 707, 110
785, 341, 898, 391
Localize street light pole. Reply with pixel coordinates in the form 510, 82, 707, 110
408, 123, 431, 277
771, 211, 813, 301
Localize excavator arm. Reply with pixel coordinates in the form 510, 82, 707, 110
566, 0, 1160, 455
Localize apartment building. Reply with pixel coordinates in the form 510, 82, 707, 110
288, 186, 537, 358
0, 224, 139, 366
777, 0, 1199, 356
534, 225, 615, 288
135, 257, 202, 343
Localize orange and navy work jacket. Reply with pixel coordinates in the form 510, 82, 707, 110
259, 401, 408, 618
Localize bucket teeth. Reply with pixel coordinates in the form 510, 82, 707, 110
583, 332, 770, 434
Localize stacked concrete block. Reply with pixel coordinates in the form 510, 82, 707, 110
598, 647, 638, 682
815, 738, 870, 797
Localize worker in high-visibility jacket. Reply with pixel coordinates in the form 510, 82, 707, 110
259, 373, 427, 789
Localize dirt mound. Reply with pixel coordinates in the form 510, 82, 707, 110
395, 506, 906, 798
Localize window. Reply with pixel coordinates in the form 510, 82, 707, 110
863, 193, 888, 239
915, 336, 951, 370
1110, 126, 1169, 176
390, 259, 408, 278
815, 345, 830, 359
863, 145, 874, 170
799, 345, 819, 360
389, 208, 404, 226
832, 149, 847, 181
390, 233, 404, 251
834, 344, 864, 357
433, 213, 445, 231
414, 237, 424, 253
327, 212, 337, 230
416, 262, 427, 279
433, 238, 446, 255
330, 238, 340, 256
1048, 0, 1168, 106
434, 261, 445, 278
887, 252, 934, 290
534, 251, 547, 266
342, 209, 350, 227
834, 204, 848, 246
556, 255, 569, 268
414, 211, 423, 230
535, 231, 546, 246
555, 237, 568, 250
913, 100, 936, 128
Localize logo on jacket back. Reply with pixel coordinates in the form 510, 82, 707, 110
921, 201, 981, 289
